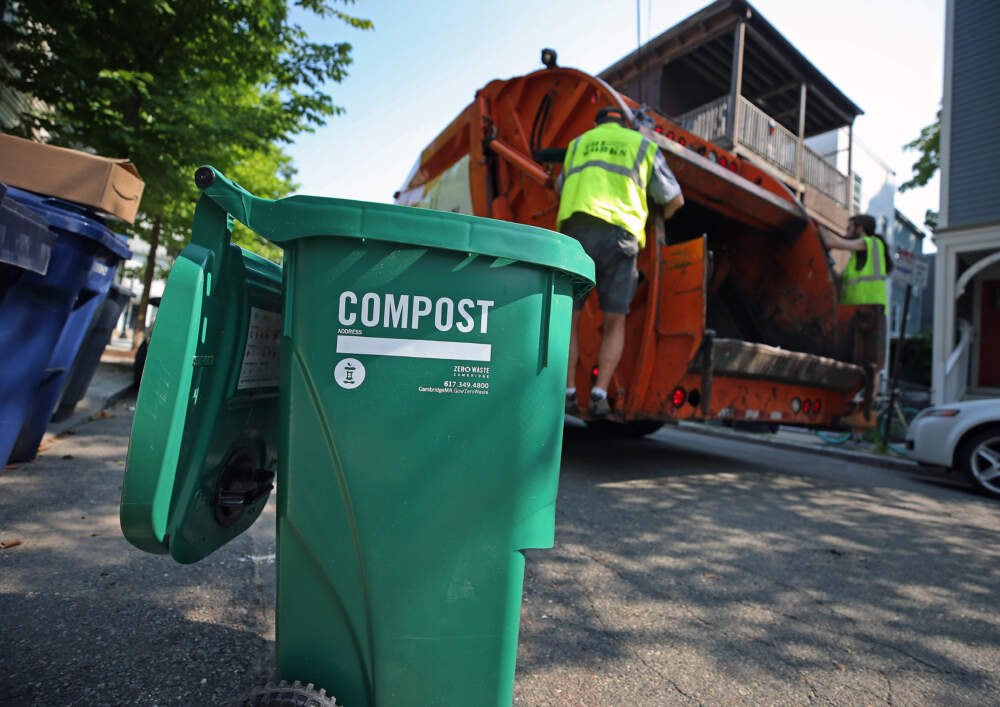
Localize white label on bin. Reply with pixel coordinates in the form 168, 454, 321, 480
336, 335, 491, 362
419, 363, 492, 396
238, 307, 282, 390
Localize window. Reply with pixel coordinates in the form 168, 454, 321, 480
851, 174, 863, 214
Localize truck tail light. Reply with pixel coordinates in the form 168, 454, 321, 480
671, 386, 686, 407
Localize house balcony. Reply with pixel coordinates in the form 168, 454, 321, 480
598, 2, 864, 233
673, 95, 849, 223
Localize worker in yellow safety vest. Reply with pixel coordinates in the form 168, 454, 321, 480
822, 213, 893, 413
557, 106, 684, 417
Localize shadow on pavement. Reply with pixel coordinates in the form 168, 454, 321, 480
512, 422, 1000, 704
1, 588, 272, 705
0, 400, 276, 706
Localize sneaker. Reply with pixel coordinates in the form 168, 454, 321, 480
841, 408, 875, 429
588, 392, 611, 417
565, 391, 579, 415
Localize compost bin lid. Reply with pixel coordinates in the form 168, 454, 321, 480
195, 166, 595, 297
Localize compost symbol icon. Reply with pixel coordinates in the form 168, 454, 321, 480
334, 358, 366, 389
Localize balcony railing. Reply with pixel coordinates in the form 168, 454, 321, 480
674, 96, 728, 143
802, 146, 848, 205
943, 319, 974, 403
738, 98, 798, 174
671, 96, 849, 206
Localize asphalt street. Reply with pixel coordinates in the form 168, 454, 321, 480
1, 401, 275, 706
2, 400, 998, 706
516, 420, 1000, 705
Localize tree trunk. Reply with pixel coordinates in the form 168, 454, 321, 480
132, 214, 161, 351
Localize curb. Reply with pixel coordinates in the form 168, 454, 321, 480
673, 421, 921, 473
40, 367, 136, 446
73, 370, 135, 417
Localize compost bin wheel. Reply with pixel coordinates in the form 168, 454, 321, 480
237, 680, 339, 707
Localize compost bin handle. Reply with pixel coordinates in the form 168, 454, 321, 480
190, 165, 273, 282
193, 165, 267, 229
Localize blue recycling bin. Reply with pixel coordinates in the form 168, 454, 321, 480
52, 281, 134, 422
0, 183, 54, 277
1, 184, 76, 467
1, 186, 131, 464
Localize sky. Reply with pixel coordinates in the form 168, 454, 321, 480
286, 0, 943, 249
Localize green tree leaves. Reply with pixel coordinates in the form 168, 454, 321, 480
1, 0, 371, 235
1, 0, 371, 342
900, 108, 940, 193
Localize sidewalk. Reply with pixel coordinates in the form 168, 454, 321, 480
34, 338, 136, 452
100, 334, 136, 363
675, 420, 921, 472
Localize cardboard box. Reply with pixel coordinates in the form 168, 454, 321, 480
0, 134, 144, 223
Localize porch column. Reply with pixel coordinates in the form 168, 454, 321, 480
726, 20, 746, 151
796, 82, 807, 186
846, 122, 854, 214
932, 242, 956, 405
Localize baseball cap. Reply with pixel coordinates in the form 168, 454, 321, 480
595, 106, 627, 124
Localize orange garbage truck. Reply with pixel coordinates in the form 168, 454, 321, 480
395, 59, 875, 436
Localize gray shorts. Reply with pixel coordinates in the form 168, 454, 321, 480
853, 305, 887, 369
561, 213, 639, 314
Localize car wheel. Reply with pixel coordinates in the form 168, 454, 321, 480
958, 425, 1000, 499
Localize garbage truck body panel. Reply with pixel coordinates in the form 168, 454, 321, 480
396, 66, 872, 428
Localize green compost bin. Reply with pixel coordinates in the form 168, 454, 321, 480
120, 166, 594, 706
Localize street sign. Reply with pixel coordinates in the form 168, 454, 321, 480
911, 259, 929, 289
893, 248, 928, 288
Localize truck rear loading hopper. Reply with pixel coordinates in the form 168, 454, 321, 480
395, 62, 876, 435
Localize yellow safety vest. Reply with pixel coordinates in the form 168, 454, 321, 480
556, 122, 658, 248
841, 235, 888, 307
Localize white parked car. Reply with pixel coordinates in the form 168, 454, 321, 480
906, 399, 1000, 498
